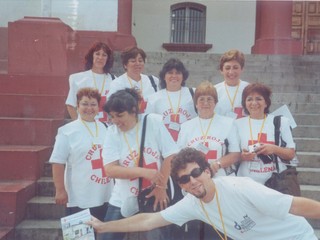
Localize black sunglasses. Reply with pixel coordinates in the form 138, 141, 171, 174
177, 167, 204, 184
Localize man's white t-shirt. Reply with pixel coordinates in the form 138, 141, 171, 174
214, 80, 249, 119
49, 119, 114, 208
161, 177, 316, 240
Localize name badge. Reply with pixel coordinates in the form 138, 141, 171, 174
249, 161, 261, 171
168, 122, 180, 131
196, 143, 210, 155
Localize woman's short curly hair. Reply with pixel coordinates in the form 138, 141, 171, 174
159, 58, 189, 89
84, 42, 114, 73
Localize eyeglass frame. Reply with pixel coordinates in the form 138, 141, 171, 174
177, 167, 204, 184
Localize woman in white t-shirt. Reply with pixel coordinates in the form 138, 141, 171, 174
235, 83, 296, 184
146, 58, 197, 142
50, 87, 114, 221
107, 46, 160, 113
101, 88, 178, 240
214, 49, 249, 119
65, 42, 115, 123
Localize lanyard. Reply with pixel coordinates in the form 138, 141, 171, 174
224, 81, 240, 110
249, 115, 266, 145
199, 115, 215, 144
123, 122, 140, 166
166, 89, 182, 122
92, 71, 106, 95
200, 187, 227, 240
81, 119, 98, 147
127, 73, 143, 92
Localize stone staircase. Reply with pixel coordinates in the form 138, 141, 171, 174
1, 53, 320, 239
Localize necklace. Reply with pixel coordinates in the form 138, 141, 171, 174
224, 81, 240, 110
92, 71, 106, 94
127, 73, 143, 92
199, 115, 215, 144
200, 186, 227, 240
249, 114, 266, 145
81, 119, 98, 147
166, 89, 182, 122
123, 122, 140, 166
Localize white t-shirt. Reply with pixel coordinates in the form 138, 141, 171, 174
178, 115, 240, 177
107, 73, 160, 113
49, 119, 114, 208
102, 113, 178, 208
145, 87, 197, 142
161, 177, 316, 240
65, 70, 114, 123
214, 80, 249, 119
235, 115, 296, 184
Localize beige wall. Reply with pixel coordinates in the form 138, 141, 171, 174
132, 0, 256, 54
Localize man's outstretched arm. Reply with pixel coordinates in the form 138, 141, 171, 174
290, 197, 320, 219
87, 212, 171, 233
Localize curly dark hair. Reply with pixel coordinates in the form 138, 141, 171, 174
103, 88, 142, 116
84, 42, 114, 73
159, 58, 189, 89
171, 148, 213, 183
241, 83, 272, 115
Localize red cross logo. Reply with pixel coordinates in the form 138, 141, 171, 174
234, 107, 244, 119
247, 133, 275, 146
139, 98, 147, 113
204, 142, 217, 161
98, 96, 108, 123
165, 114, 180, 142
130, 157, 158, 189
91, 148, 106, 177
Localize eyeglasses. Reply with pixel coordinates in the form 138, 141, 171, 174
198, 97, 215, 104
79, 102, 98, 108
177, 167, 204, 184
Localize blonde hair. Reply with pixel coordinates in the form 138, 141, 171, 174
194, 81, 218, 104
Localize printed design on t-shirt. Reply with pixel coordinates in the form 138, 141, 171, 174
188, 136, 223, 162
124, 147, 160, 193
234, 214, 256, 233
234, 106, 244, 119
164, 114, 180, 142
85, 144, 111, 184
139, 98, 147, 113
247, 132, 276, 173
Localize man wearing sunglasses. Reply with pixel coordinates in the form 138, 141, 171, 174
88, 148, 319, 240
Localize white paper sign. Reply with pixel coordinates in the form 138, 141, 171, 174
271, 104, 297, 129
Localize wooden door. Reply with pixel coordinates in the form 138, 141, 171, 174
292, 1, 320, 55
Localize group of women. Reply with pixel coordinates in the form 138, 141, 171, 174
49, 43, 297, 240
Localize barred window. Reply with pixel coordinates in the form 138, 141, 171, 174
171, 3, 206, 44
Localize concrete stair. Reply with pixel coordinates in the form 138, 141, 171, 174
2, 53, 320, 240
0, 74, 67, 240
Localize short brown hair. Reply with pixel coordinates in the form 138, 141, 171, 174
194, 81, 218, 105
219, 49, 245, 71
84, 42, 114, 73
241, 83, 272, 115
76, 87, 101, 105
121, 46, 146, 68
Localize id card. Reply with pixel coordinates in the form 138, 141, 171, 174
196, 142, 210, 155
249, 161, 261, 171
168, 122, 180, 131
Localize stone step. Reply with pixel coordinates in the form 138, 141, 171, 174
0, 180, 35, 227
295, 138, 320, 152
294, 114, 320, 126
0, 74, 68, 95
0, 117, 64, 145
37, 177, 55, 197
297, 152, 320, 168
300, 185, 320, 202
25, 196, 65, 220
15, 220, 62, 240
0, 94, 67, 119
0, 227, 14, 240
0, 145, 51, 181
271, 102, 320, 114
272, 93, 320, 104
297, 167, 320, 185
293, 125, 320, 138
